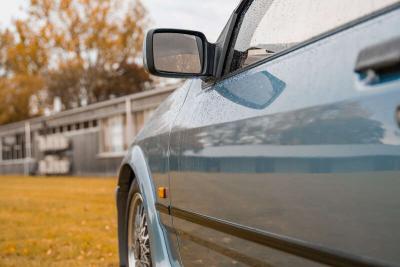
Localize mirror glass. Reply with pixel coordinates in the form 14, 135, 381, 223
153, 33, 203, 74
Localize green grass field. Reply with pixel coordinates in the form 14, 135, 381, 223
0, 175, 119, 267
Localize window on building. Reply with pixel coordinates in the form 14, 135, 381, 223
111, 122, 124, 152
130, 108, 156, 137
1, 133, 26, 161
101, 115, 125, 153
99, 109, 156, 154
144, 108, 155, 122
134, 111, 145, 136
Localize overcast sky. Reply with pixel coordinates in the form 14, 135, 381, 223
0, 0, 240, 42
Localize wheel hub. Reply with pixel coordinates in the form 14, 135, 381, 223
128, 193, 152, 267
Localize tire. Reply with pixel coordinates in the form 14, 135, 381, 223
126, 180, 152, 267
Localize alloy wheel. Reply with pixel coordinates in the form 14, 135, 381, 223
128, 193, 152, 267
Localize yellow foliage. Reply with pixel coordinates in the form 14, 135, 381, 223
0, 0, 150, 125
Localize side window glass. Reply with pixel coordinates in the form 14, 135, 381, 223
229, 0, 398, 72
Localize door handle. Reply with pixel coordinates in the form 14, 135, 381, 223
355, 36, 400, 83
355, 37, 400, 73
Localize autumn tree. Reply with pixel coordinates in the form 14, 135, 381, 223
0, 0, 151, 124
0, 21, 47, 124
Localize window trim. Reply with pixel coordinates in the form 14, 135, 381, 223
220, 0, 400, 80
213, 0, 251, 78
221, 0, 254, 77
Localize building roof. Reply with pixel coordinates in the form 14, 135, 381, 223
0, 83, 178, 136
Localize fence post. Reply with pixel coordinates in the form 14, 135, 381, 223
125, 98, 134, 148
24, 121, 32, 175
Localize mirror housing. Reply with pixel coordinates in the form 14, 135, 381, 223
143, 29, 215, 78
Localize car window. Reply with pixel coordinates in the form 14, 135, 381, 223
228, 0, 399, 73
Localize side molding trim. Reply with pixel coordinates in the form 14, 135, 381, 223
155, 202, 170, 214
156, 203, 394, 267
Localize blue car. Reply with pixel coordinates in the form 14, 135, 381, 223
116, 1, 400, 266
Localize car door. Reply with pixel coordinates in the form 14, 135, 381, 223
167, 1, 400, 266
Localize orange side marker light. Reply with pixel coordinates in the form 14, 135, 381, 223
158, 187, 167, 199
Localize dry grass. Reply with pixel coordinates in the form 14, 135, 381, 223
0, 175, 119, 267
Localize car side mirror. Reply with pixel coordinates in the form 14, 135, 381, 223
143, 29, 214, 78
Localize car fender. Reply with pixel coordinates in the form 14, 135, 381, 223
117, 145, 173, 267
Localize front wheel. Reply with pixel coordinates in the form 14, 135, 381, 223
127, 181, 152, 267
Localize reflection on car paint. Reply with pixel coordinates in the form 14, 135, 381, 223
215, 71, 285, 109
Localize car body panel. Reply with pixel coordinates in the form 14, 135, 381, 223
119, 146, 173, 266
117, 3, 400, 267
117, 83, 191, 266
168, 7, 400, 266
